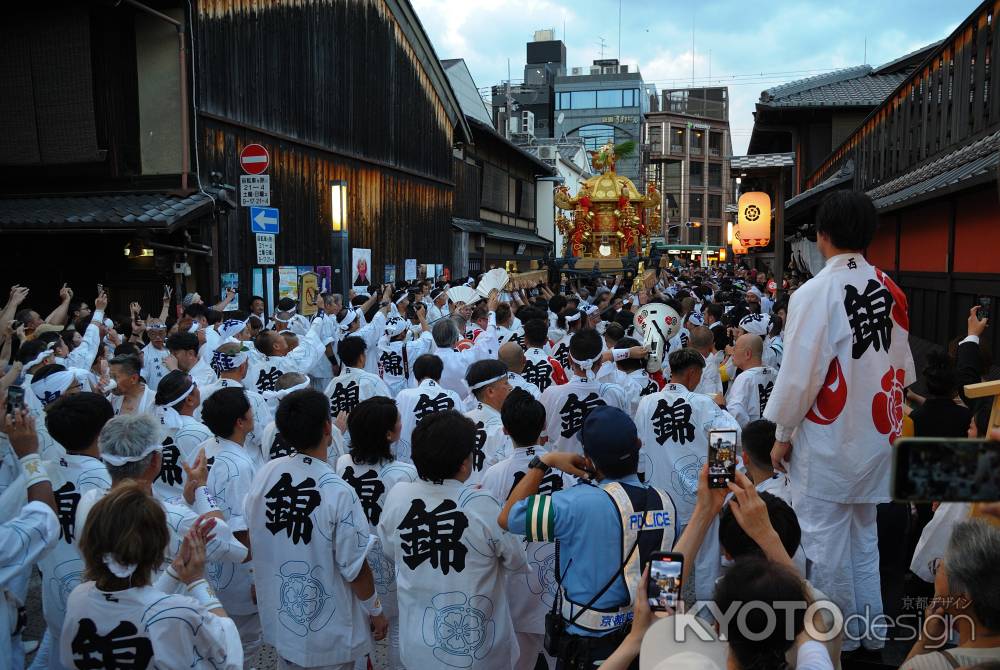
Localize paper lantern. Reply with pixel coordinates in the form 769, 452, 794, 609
737, 191, 771, 247
731, 229, 748, 255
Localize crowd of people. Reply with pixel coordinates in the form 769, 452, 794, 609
1, 191, 998, 670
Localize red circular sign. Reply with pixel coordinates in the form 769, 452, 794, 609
240, 144, 270, 175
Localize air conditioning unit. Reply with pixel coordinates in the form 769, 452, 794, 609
590, 66, 602, 75
537, 145, 557, 160
572, 67, 584, 75
521, 111, 535, 137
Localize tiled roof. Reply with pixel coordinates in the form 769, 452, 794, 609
729, 153, 796, 170
760, 65, 908, 108
867, 129, 1000, 210
785, 160, 855, 210
452, 217, 551, 247
0, 192, 217, 231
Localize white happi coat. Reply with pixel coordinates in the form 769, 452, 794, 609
245, 453, 373, 667
334, 455, 418, 617
109, 386, 157, 416
436, 314, 498, 397
198, 378, 273, 462
376, 331, 434, 398
60, 583, 243, 670
205, 437, 258, 616
153, 413, 214, 502
621, 368, 662, 417
257, 420, 346, 466
725, 365, 778, 430
324, 366, 391, 416
539, 376, 628, 455
763, 253, 916, 503
635, 382, 740, 525
377, 479, 528, 670
247, 316, 331, 393
694, 351, 724, 398
507, 372, 541, 400
38, 454, 110, 644
479, 445, 574, 635
522, 346, 568, 394
395, 379, 464, 461
549, 333, 572, 372
464, 402, 512, 484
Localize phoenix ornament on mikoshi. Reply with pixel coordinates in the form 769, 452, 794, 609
554, 140, 660, 261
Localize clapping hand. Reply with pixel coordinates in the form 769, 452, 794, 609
1, 409, 40, 459
182, 449, 210, 505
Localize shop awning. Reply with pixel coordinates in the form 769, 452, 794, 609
452, 217, 552, 248
0, 192, 218, 233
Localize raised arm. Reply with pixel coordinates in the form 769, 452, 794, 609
44, 284, 72, 326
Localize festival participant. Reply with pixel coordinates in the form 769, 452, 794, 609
139, 319, 171, 390
613, 336, 661, 415
426, 288, 450, 323
245, 389, 388, 670
499, 341, 541, 400
325, 336, 391, 417
430, 290, 500, 397
200, 343, 272, 463
258, 372, 346, 465
166, 332, 218, 388
463, 359, 514, 482
60, 483, 243, 670
395, 354, 463, 461
479, 390, 572, 670
539, 330, 627, 455
152, 371, 213, 502
377, 410, 527, 670
498, 406, 676, 669
334, 396, 416, 670
200, 388, 261, 663
377, 308, 432, 398
337, 286, 391, 376
764, 191, 916, 651
689, 325, 723, 400
0, 405, 60, 668
550, 307, 583, 370
108, 354, 156, 415
725, 334, 778, 430
247, 310, 333, 393
521, 319, 567, 394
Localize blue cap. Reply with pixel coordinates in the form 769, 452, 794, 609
580, 406, 639, 469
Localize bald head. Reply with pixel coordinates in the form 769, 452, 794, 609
499, 342, 526, 374
733, 334, 764, 371
688, 326, 714, 354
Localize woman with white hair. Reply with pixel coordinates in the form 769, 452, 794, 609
901, 519, 1000, 669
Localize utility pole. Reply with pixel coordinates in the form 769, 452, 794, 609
598, 36, 607, 59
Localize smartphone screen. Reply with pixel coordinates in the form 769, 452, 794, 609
708, 429, 738, 488
977, 296, 991, 321
893, 438, 1000, 502
647, 552, 684, 611
6, 385, 25, 415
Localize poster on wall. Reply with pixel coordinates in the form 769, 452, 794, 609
404, 259, 417, 281
384, 264, 396, 285
352, 248, 372, 288
278, 266, 299, 301
220, 273, 239, 311
316, 266, 332, 294
299, 272, 319, 316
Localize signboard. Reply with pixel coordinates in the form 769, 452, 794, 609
240, 143, 270, 175
404, 259, 417, 281
278, 266, 299, 300
351, 248, 372, 289
299, 272, 319, 316
255, 234, 275, 265
220, 273, 239, 311
384, 264, 396, 284
240, 175, 270, 207
250, 206, 280, 234
316, 266, 332, 293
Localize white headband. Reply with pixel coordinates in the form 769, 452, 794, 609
339, 308, 359, 331
570, 353, 602, 381
564, 312, 582, 324
160, 380, 197, 408
102, 553, 138, 579
25, 344, 56, 370
261, 376, 312, 402
102, 442, 162, 467
31, 370, 76, 405
394, 293, 410, 305
211, 348, 250, 374
468, 373, 507, 392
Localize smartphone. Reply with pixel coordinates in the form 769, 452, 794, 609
6, 385, 25, 416
647, 551, 684, 611
893, 438, 1000, 502
707, 429, 738, 488
977, 296, 991, 321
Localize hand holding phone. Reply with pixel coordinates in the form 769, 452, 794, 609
647, 552, 683, 612
977, 296, 991, 322
708, 429, 737, 488
5, 385, 25, 417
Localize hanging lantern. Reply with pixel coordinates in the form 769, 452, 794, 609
736, 191, 772, 247
732, 229, 748, 255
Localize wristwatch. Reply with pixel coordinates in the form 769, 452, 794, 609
527, 455, 550, 474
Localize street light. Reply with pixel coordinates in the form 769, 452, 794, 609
330, 179, 349, 294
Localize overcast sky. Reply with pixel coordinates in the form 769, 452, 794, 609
412, 0, 974, 154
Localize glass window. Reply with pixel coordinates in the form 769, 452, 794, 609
708, 194, 722, 219
708, 163, 722, 188
671, 127, 685, 153
691, 130, 704, 155
709, 132, 723, 156
708, 224, 722, 246
690, 193, 705, 219
690, 162, 704, 187
571, 90, 597, 109
577, 124, 615, 151
648, 125, 662, 154
597, 89, 622, 108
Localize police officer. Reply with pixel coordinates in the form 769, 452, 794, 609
498, 406, 678, 669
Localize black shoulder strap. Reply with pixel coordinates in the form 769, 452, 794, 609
402, 342, 410, 380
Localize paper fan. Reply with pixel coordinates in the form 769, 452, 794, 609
476, 268, 510, 299
448, 285, 481, 305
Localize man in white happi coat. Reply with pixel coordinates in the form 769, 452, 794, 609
430, 290, 500, 398
377, 410, 527, 670
689, 326, 724, 400
325, 336, 391, 417
520, 319, 568, 394
245, 389, 388, 670
764, 192, 915, 651
463, 359, 514, 484
200, 343, 273, 465
247, 311, 335, 394
724, 334, 778, 430
498, 342, 542, 401
376, 308, 433, 398
395, 354, 464, 462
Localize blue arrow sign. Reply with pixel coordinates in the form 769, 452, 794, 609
249, 206, 279, 234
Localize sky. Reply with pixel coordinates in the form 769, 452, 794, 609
411, 0, 975, 155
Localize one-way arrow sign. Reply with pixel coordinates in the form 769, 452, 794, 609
249, 206, 279, 234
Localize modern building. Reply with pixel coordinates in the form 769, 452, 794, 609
444, 59, 557, 277
643, 86, 734, 253
554, 58, 653, 184
521, 137, 593, 255
491, 29, 567, 140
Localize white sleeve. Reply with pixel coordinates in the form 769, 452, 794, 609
725, 377, 751, 430
465, 312, 498, 362
285, 315, 327, 372
151, 596, 245, 670
334, 491, 371, 581
0, 501, 59, 591
66, 316, 102, 371
794, 640, 835, 670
